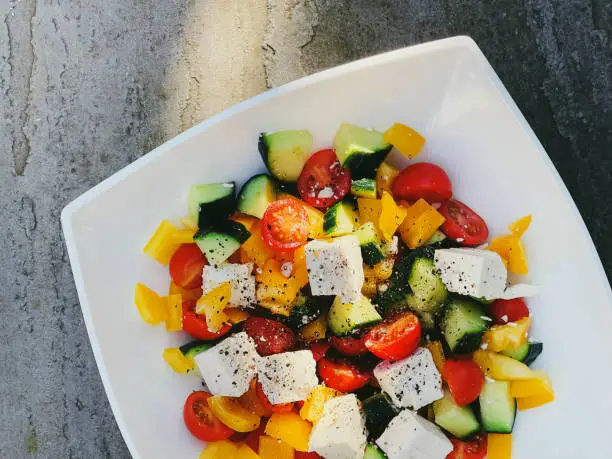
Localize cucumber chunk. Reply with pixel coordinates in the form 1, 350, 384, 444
351, 178, 377, 199
433, 389, 480, 439
425, 230, 447, 246
284, 289, 334, 329
188, 182, 235, 228
333, 123, 392, 179
441, 297, 489, 353
501, 341, 543, 366
328, 296, 382, 336
259, 130, 313, 183
403, 257, 448, 329
355, 222, 386, 266
194, 221, 251, 265
179, 340, 211, 377
479, 379, 516, 433
364, 443, 388, 459
362, 393, 398, 440
323, 200, 359, 236
236, 174, 278, 218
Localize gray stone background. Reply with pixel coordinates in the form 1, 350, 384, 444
0, 0, 610, 457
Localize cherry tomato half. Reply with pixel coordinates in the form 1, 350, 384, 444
183, 391, 234, 442
245, 421, 267, 452
439, 199, 489, 246
329, 335, 369, 357
488, 298, 530, 325
392, 163, 452, 203
255, 381, 295, 413
297, 149, 351, 209
446, 433, 487, 459
364, 312, 421, 361
169, 244, 207, 289
261, 199, 310, 251
182, 300, 232, 340
310, 341, 331, 361
243, 317, 295, 356
317, 358, 370, 392
443, 360, 484, 406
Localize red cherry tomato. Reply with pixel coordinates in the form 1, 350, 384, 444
488, 298, 530, 325
310, 341, 331, 361
169, 244, 207, 289
182, 301, 231, 340
364, 312, 421, 361
261, 199, 309, 251
446, 433, 487, 459
245, 421, 267, 452
297, 149, 351, 209
243, 317, 296, 356
329, 335, 369, 356
183, 391, 234, 442
443, 360, 485, 406
439, 199, 489, 246
296, 452, 324, 459
317, 358, 370, 392
392, 163, 452, 203
255, 381, 295, 413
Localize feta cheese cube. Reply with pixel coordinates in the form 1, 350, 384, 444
501, 283, 540, 299
255, 350, 319, 404
309, 394, 367, 459
374, 347, 443, 410
376, 410, 453, 459
194, 332, 257, 397
202, 263, 256, 308
434, 248, 507, 300
305, 235, 364, 303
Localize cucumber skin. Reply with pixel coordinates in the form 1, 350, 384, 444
197, 194, 235, 229
344, 147, 392, 179
236, 174, 278, 218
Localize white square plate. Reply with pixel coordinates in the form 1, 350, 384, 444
62, 37, 612, 459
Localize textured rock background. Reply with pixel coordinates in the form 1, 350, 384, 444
0, 0, 610, 457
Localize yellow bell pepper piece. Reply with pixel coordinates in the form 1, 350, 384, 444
482, 317, 531, 352
383, 123, 425, 159
208, 396, 261, 432
362, 277, 378, 297
425, 341, 446, 374
379, 192, 408, 241
510, 370, 554, 398
200, 440, 239, 459
172, 229, 196, 244
278, 193, 325, 239
134, 283, 168, 325
509, 215, 532, 237
240, 224, 276, 267
169, 281, 202, 302
180, 216, 199, 230
363, 257, 394, 281
256, 259, 306, 315
473, 350, 536, 381
265, 412, 312, 452
143, 220, 184, 265
230, 212, 258, 231
399, 199, 445, 249
376, 161, 399, 198
299, 315, 327, 343
196, 282, 231, 332
225, 307, 250, 324
488, 215, 532, 274
162, 348, 194, 375
236, 444, 261, 459
165, 294, 183, 332
259, 436, 294, 459
300, 385, 342, 423
357, 198, 382, 226
487, 433, 512, 459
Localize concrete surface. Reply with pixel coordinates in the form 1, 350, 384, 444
0, 0, 610, 457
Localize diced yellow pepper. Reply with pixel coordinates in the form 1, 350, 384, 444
300, 385, 342, 423
236, 444, 261, 459
357, 198, 382, 226
509, 215, 532, 237
383, 123, 426, 159
172, 228, 196, 244
487, 434, 512, 459
134, 283, 168, 325
225, 307, 250, 324
511, 370, 554, 398
516, 390, 555, 410
376, 162, 400, 198
196, 282, 231, 332
482, 317, 531, 352
165, 294, 183, 332
278, 193, 325, 239
473, 350, 536, 381
200, 440, 239, 459
265, 412, 312, 452
180, 216, 199, 230
426, 341, 446, 374
362, 277, 378, 297
363, 257, 394, 281
230, 212, 258, 231
258, 436, 294, 459
256, 259, 306, 314
162, 348, 194, 375
143, 220, 194, 265
399, 199, 445, 249
169, 281, 202, 302
208, 396, 261, 432
240, 224, 276, 267
488, 215, 531, 274
299, 315, 327, 343
379, 192, 408, 241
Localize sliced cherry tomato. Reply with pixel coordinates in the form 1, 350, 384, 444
243, 317, 296, 356
297, 149, 351, 209
329, 335, 369, 356
183, 391, 234, 442
245, 421, 267, 452
317, 358, 370, 392
439, 199, 489, 246
392, 162, 452, 203
261, 199, 309, 251
255, 381, 295, 413
182, 300, 231, 340
488, 298, 530, 325
310, 341, 331, 361
443, 360, 484, 406
446, 433, 487, 459
364, 312, 421, 361
296, 452, 324, 459
169, 244, 207, 289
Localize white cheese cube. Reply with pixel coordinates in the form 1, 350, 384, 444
255, 350, 319, 404
501, 283, 540, 299
434, 248, 507, 300
309, 394, 367, 459
376, 410, 453, 459
305, 235, 364, 303
374, 347, 443, 410
194, 332, 258, 397
202, 263, 256, 308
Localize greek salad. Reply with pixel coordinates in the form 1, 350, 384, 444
136, 122, 554, 459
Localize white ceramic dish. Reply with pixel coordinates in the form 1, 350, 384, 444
62, 36, 612, 459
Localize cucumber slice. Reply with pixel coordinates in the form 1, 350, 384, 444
404, 258, 448, 329
333, 123, 392, 179
479, 379, 516, 433
355, 222, 385, 266
501, 341, 543, 366
364, 443, 387, 459
351, 178, 377, 199
179, 341, 211, 377
194, 221, 251, 265
236, 174, 278, 218
284, 289, 334, 329
328, 296, 382, 336
258, 130, 313, 183
424, 230, 447, 246
323, 200, 359, 236
441, 297, 489, 353
362, 393, 398, 440
433, 390, 480, 439
188, 182, 235, 228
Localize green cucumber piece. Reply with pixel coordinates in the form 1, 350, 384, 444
479, 379, 516, 433
441, 297, 489, 353
364, 443, 388, 459
333, 123, 392, 179
285, 289, 334, 329
424, 230, 447, 246
194, 221, 251, 265
403, 257, 448, 328
236, 174, 278, 218
362, 393, 398, 440
351, 178, 377, 199
188, 182, 235, 228
179, 341, 211, 377
433, 390, 480, 439
323, 200, 359, 236
355, 222, 385, 266
501, 341, 543, 366
258, 130, 313, 183
328, 296, 382, 336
